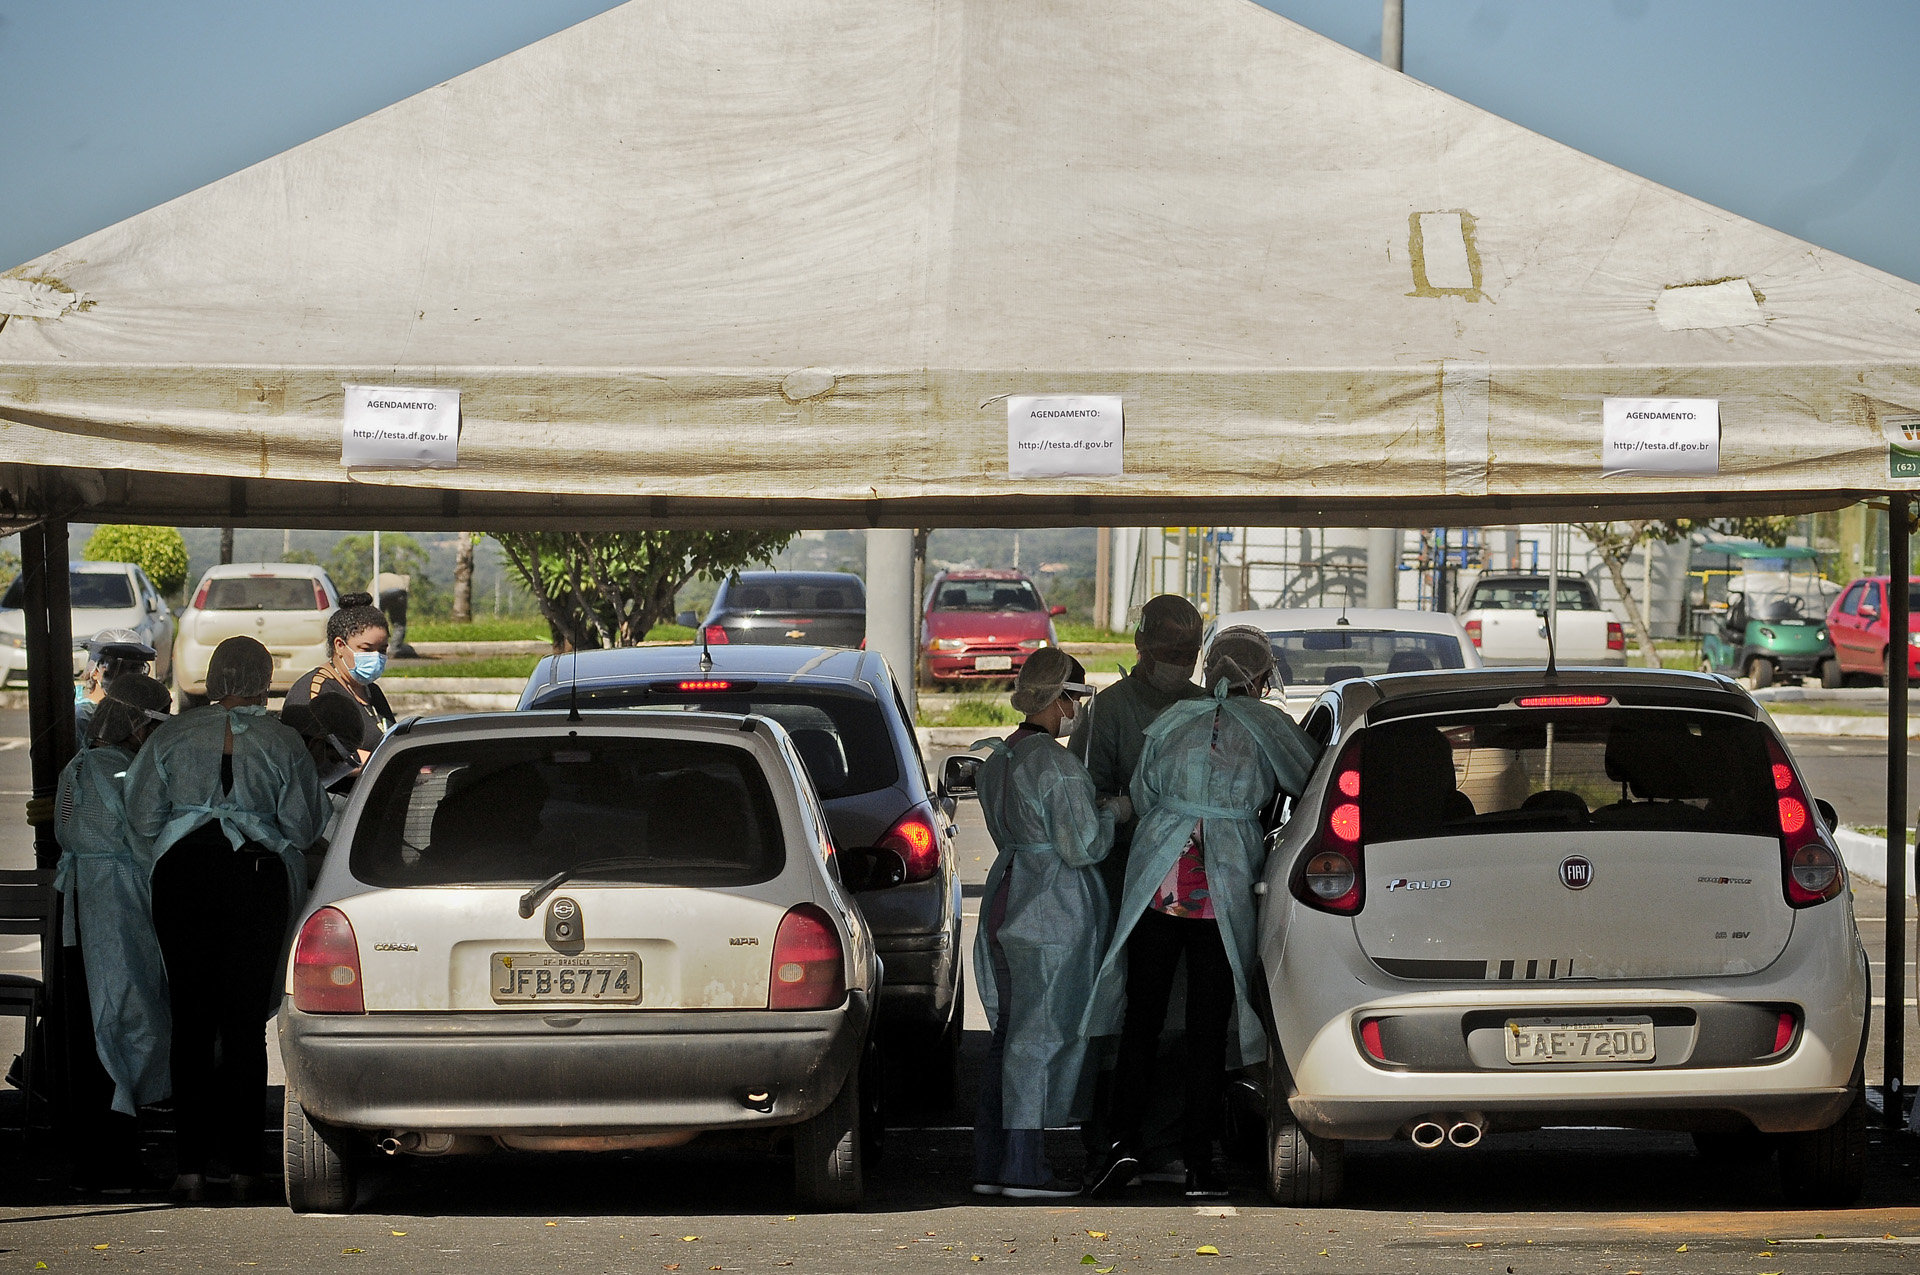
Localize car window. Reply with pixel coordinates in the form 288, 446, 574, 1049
1266, 629, 1465, 685
1839, 583, 1863, 615
931, 580, 1043, 612
541, 689, 900, 799
1864, 583, 1883, 613
1466, 580, 1599, 611
69, 573, 135, 609
204, 576, 324, 611
1362, 707, 1775, 843
351, 735, 785, 888
721, 578, 865, 612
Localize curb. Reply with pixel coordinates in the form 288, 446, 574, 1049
1836, 827, 1916, 897
1771, 713, 1918, 739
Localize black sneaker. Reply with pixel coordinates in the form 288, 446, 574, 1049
1183, 1165, 1231, 1199
1086, 1146, 1141, 1198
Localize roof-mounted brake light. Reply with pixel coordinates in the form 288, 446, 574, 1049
1514, 694, 1611, 708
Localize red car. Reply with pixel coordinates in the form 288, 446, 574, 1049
920, 569, 1064, 686
1826, 575, 1920, 683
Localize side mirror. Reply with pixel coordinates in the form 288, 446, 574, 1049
941, 753, 982, 800
839, 846, 908, 892
1815, 798, 1838, 831
1048, 605, 1068, 618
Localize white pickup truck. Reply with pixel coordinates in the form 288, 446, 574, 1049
1456, 573, 1625, 666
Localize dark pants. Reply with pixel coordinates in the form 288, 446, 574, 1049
151, 829, 289, 1177
1109, 907, 1234, 1167
59, 942, 142, 1186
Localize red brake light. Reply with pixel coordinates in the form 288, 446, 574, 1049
769, 904, 846, 1010
1515, 695, 1612, 708
292, 907, 365, 1014
676, 679, 733, 693
314, 581, 330, 610
1295, 735, 1366, 915
1764, 735, 1840, 907
1772, 1010, 1798, 1055
880, 807, 941, 882
1464, 619, 1482, 648
191, 580, 210, 609
703, 625, 730, 645
1606, 621, 1625, 652
1359, 1018, 1387, 1062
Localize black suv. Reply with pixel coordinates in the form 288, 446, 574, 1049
517, 644, 962, 1107
700, 571, 866, 649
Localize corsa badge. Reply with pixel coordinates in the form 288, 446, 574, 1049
1559, 856, 1594, 890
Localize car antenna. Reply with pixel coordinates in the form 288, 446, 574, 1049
567, 647, 581, 722
1337, 601, 1350, 626
699, 619, 715, 673
1538, 604, 1559, 681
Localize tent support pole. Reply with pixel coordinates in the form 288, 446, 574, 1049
866, 528, 917, 722
23, 518, 76, 871
1888, 495, 1911, 1125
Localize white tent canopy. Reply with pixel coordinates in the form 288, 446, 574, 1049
2, 0, 1916, 530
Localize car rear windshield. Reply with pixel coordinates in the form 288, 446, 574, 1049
1268, 630, 1465, 685
350, 735, 786, 888
721, 577, 864, 612
1360, 707, 1776, 842
204, 577, 322, 611
537, 690, 899, 799
932, 580, 1043, 612
1466, 580, 1601, 611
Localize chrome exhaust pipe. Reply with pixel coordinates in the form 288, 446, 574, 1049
1448, 1120, 1484, 1148
378, 1132, 421, 1156
1409, 1120, 1447, 1149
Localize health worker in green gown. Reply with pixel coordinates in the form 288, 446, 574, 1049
971, 648, 1123, 1200
54, 673, 174, 1192
1084, 626, 1319, 1199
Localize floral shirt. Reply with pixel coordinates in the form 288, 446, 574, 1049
1150, 822, 1214, 919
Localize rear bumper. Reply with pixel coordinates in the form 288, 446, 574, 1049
1291, 1088, 1854, 1140
278, 991, 871, 1135
873, 931, 957, 1030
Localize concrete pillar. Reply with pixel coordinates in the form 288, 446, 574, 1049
1365, 528, 1400, 609
865, 527, 917, 720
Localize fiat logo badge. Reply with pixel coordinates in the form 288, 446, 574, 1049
1559, 856, 1594, 890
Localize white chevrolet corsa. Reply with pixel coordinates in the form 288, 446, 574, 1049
278, 709, 882, 1213
1259, 668, 1868, 1206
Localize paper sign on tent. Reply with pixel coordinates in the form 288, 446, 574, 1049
1007, 395, 1123, 477
342, 384, 461, 470
1601, 398, 1719, 477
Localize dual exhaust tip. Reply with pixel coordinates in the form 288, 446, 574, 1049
1409, 1115, 1484, 1149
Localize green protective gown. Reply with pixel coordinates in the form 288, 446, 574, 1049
124, 704, 331, 919
54, 744, 171, 1116
1067, 667, 1207, 898
973, 730, 1117, 1129
1082, 689, 1320, 1067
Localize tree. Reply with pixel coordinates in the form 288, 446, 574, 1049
452, 532, 474, 623
490, 531, 795, 650
82, 524, 189, 595
323, 533, 441, 613
1571, 520, 1666, 668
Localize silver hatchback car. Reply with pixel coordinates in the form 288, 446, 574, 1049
277, 710, 883, 1212
1259, 668, 1868, 1206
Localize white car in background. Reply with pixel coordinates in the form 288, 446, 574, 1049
0, 560, 175, 684
1204, 607, 1481, 714
172, 563, 340, 703
1456, 573, 1626, 666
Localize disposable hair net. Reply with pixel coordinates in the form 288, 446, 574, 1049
89, 673, 173, 746
1136, 594, 1203, 657
204, 636, 275, 700
1009, 647, 1090, 715
1205, 624, 1276, 693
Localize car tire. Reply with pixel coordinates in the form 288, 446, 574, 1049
1820, 657, 1843, 689
793, 1064, 864, 1210
1776, 1081, 1867, 1207
1266, 1108, 1343, 1206
1747, 657, 1774, 689
283, 1086, 361, 1214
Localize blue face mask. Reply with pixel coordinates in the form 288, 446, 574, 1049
349, 650, 387, 683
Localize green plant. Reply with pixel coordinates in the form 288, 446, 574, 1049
488, 531, 795, 651
82, 525, 189, 594
0, 547, 17, 595
919, 697, 1020, 728
325, 533, 442, 614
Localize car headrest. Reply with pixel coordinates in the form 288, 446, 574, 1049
1521, 789, 1589, 817
943, 589, 968, 607
992, 590, 1021, 609
788, 727, 849, 793
1387, 651, 1435, 674
431, 764, 547, 852
646, 770, 752, 860
1323, 664, 1366, 684
1367, 724, 1458, 839
814, 590, 844, 610
1603, 726, 1704, 800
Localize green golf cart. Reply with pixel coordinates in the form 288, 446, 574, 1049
1694, 542, 1838, 689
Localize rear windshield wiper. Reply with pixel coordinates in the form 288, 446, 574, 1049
518, 856, 657, 917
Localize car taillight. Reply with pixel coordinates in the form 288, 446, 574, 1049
769, 904, 846, 1010
879, 806, 941, 883
314, 581, 330, 610
1464, 619, 1482, 648
703, 624, 730, 645
1294, 735, 1365, 914
292, 907, 365, 1014
1765, 736, 1840, 906
191, 580, 210, 609
1606, 622, 1625, 652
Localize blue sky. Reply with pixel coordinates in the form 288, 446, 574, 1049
2, 0, 1915, 282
